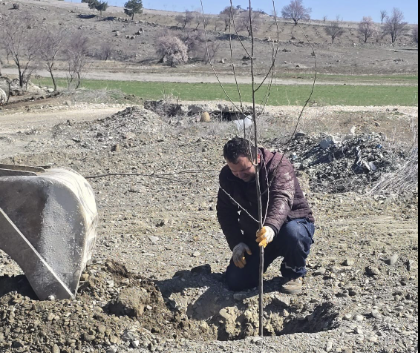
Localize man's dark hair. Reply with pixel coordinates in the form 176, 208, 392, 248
223, 137, 256, 163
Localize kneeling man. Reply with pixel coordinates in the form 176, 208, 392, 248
217, 137, 315, 294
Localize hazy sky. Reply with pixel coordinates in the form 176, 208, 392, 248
70, 0, 419, 24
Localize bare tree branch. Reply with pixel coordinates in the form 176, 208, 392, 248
199, 0, 245, 114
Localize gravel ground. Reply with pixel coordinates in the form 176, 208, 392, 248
0, 104, 418, 353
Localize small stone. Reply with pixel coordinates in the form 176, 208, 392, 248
348, 289, 358, 297
386, 254, 399, 266
97, 325, 107, 334
52, 344, 60, 353
314, 267, 327, 276
354, 326, 364, 335
272, 294, 291, 307
354, 314, 364, 322
148, 236, 160, 245
110, 336, 120, 344
371, 310, 382, 319
343, 313, 353, 321
106, 348, 118, 353
366, 266, 381, 276
192, 251, 201, 257
123, 132, 136, 140
396, 305, 405, 312
344, 259, 355, 267
83, 333, 96, 342
47, 313, 55, 321
111, 144, 121, 152
368, 335, 378, 343
132, 340, 140, 348
406, 260, 414, 271
326, 341, 333, 352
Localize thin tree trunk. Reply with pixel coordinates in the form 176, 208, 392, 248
248, 0, 264, 338
51, 73, 57, 92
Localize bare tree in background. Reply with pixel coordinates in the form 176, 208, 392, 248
236, 10, 263, 36
181, 29, 204, 57
0, 13, 39, 88
358, 16, 376, 43
99, 41, 113, 61
380, 10, 387, 24
156, 35, 189, 67
175, 10, 195, 29
325, 16, 345, 44
181, 29, 219, 63
281, 0, 311, 26
65, 33, 89, 89
192, 11, 203, 30
39, 27, 66, 92
383, 8, 407, 43
220, 6, 239, 31
413, 25, 419, 43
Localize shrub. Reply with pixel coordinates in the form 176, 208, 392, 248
156, 35, 188, 67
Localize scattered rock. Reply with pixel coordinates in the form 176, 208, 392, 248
111, 144, 121, 152
314, 267, 327, 276
366, 266, 381, 276
343, 258, 355, 267
386, 253, 399, 266
148, 235, 160, 245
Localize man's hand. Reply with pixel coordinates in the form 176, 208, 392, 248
256, 226, 275, 248
232, 243, 252, 269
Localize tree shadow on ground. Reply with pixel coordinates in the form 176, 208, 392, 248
0, 275, 37, 299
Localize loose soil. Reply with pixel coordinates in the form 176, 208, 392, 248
0, 98, 418, 353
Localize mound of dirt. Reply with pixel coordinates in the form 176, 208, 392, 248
51, 106, 166, 152
0, 260, 217, 352
0, 260, 342, 352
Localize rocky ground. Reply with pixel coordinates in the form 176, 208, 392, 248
0, 101, 418, 353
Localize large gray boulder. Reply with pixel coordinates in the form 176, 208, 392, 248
0, 166, 98, 300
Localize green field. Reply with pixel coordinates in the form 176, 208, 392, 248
36, 78, 419, 106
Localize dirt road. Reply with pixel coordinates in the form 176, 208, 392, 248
2, 68, 416, 86
0, 105, 123, 134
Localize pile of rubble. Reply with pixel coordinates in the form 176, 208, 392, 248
0, 261, 216, 353
51, 107, 168, 152
0, 260, 340, 352
270, 133, 410, 194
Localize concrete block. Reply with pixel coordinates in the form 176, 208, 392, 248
0, 167, 98, 300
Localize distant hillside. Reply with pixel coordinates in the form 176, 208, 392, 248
0, 0, 418, 76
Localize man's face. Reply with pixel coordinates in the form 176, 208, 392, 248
226, 155, 257, 183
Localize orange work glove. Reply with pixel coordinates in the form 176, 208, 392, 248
256, 226, 275, 248
232, 243, 252, 269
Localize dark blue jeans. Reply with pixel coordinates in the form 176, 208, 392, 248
226, 218, 315, 292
